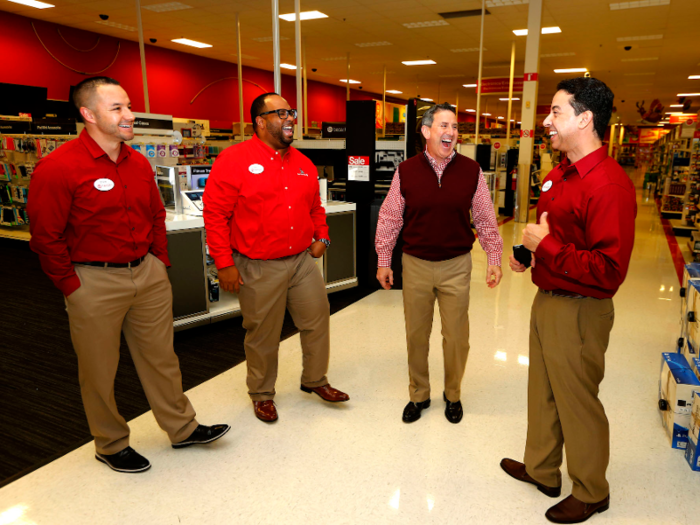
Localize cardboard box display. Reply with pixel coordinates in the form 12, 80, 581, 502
682, 263, 700, 294
684, 282, 700, 350
659, 352, 700, 449
683, 339, 699, 365
684, 391, 700, 471
691, 357, 700, 381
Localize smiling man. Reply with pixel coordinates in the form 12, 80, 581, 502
501, 77, 636, 524
375, 103, 503, 424
204, 93, 349, 423
28, 77, 230, 474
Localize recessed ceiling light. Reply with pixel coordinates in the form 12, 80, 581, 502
482, 113, 492, 116
621, 57, 659, 62
463, 84, 477, 88
689, 75, 700, 80
487, 0, 529, 6
513, 27, 561, 36
279, 11, 328, 22
280, 63, 297, 70
670, 104, 684, 107
617, 34, 663, 41
450, 104, 457, 107
6, 0, 54, 8
498, 116, 504, 119
144, 2, 191, 13
499, 97, 520, 101
466, 109, 476, 112
402, 60, 437, 66
554, 68, 588, 73
96, 20, 136, 31
610, 1, 670, 11
541, 52, 576, 58
421, 98, 433, 101
517, 121, 521, 124
678, 93, 700, 96
172, 38, 212, 48
386, 90, 403, 94
340, 79, 361, 84
356, 41, 392, 47
403, 20, 449, 28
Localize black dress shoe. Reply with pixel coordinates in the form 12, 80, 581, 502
443, 392, 463, 424
500, 458, 561, 498
545, 494, 610, 524
402, 399, 431, 423
95, 446, 151, 473
172, 424, 231, 449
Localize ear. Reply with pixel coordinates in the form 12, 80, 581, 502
420, 125, 431, 140
578, 110, 593, 130
79, 106, 96, 125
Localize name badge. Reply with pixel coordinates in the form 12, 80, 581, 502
249, 164, 264, 174
542, 180, 553, 192
94, 178, 115, 191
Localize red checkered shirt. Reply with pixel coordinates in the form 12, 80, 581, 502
376, 149, 503, 267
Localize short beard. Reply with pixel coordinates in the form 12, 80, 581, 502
266, 119, 293, 147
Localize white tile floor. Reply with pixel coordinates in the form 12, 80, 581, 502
2, 176, 698, 525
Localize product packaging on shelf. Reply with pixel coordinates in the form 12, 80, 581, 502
659, 352, 700, 449
692, 357, 700, 381
683, 281, 700, 351
684, 391, 700, 471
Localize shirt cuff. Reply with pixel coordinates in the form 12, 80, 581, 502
377, 254, 392, 268
535, 234, 563, 263
486, 252, 502, 267
215, 255, 235, 270
60, 274, 82, 297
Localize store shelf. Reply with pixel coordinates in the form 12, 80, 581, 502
0, 228, 30, 241
670, 219, 698, 237
292, 139, 345, 150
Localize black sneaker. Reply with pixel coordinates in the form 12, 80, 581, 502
443, 392, 463, 424
402, 399, 431, 423
172, 424, 231, 449
95, 447, 151, 473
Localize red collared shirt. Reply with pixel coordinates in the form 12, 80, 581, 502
533, 146, 637, 299
28, 130, 170, 296
203, 135, 329, 269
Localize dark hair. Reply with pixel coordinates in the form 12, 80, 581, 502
250, 92, 279, 130
421, 103, 456, 127
72, 77, 120, 122
556, 77, 614, 140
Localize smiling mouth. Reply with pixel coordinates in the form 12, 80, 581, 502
441, 138, 453, 146
119, 124, 133, 130
282, 124, 293, 135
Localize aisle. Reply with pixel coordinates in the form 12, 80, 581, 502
1, 177, 696, 525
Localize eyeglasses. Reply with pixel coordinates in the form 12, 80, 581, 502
258, 108, 297, 120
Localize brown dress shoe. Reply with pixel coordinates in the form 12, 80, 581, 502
253, 400, 278, 422
545, 494, 610, 524
300, 384, 350, 402
500, 458, 561, 498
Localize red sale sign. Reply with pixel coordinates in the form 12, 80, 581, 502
348, 156, 370, 181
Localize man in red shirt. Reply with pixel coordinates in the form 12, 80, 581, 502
375, 103, 503, 425
28, 77, 229, 474
203, 93, 349, 423
501, 78, 636, 524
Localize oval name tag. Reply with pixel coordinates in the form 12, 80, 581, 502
249, 163, 264, 175
94, 178, 115, 191
542, 180, 553, 192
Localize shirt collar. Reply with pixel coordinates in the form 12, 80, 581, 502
252, 134, 294, 161
424, 148, 455, 170
566, 146, 608, 179
79, 129, 131, 164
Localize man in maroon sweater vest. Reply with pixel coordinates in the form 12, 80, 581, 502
375, 103, 503, 424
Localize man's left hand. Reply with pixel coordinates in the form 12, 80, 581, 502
522, 211, 550, 252
308, 241, 327, 258
486, 265, 503, 288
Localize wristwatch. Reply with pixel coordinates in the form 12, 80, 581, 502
318, 238, 331, 248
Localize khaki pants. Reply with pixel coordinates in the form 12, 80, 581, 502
402, 252, 472, 403
66, 254, 198, 455
233, 251, 330, 401
524, 291, 614, 503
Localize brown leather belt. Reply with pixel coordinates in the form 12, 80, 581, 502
73, 255, 146, 268
539, 288, 585, 299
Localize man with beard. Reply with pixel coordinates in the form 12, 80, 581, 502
375, 103, 503, 424
204, 93, 349, 423
28, 77, 230, 474
501, 77, 636, 523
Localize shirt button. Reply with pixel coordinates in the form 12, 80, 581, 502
128, 207, 131, 210
124, 185, 127, 188
132, 227, 135, 231
291, 226, 294, 230
289, 246, 292, 249
285, 187, 288, 190
551, 197, 554, 201
271, 157, 273, 160
289, 206, 291, 209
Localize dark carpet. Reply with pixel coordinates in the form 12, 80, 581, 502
0, 238, 374, 488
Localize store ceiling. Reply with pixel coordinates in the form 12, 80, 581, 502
3, 0, 700, 125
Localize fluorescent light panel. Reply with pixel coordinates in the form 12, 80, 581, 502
386, 90, 403, 94
403, 20, 449, 28
279, 11, 327, 22
466, 109, 476, 112
617, 34, 663, 41
678, 93, 700, 96
610, 1, 670, 10
402, 60, 437, 66
421, 98, 433, 101
340, 79, 361, 84
513, 26, 561, 36
463, 84, 477, 88
554, 68, 588, 73
96, 20, 136, 31
487, 0, 529, 6
670, 104, 683, 107
7, 0, 54, 8
172, 38, 211, 48
483, 113, 492, 116
280, 63, 297, 70
500, 97, 520, 100
689, 75, 700, 80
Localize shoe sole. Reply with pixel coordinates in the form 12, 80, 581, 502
95, 454, 151, 473
403, 400, 431, 423
256, 413, 279, 423
300, 385, 349, 402
500, 461, 561, 498
545, 502, 609, 523
171, 425, 231, 449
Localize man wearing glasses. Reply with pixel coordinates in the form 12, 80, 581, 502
204, 93, 349, 423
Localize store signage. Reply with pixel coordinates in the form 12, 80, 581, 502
493, 141, 502, 150
190, 166, 211, 176
670, 114, 697, 125
540, 143, 546, 150
322, 122, 346, 138
477, 77, 524, 95
524, 73, 539, 82
209, 128, 233, 135
348, 155, 370, 182
520, 129, 534, 138
0, 120, 31, 134
133, 117, 173, 130
31, 118, 77, 135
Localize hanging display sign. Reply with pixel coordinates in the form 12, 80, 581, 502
132, 112, 174, 135
31, 118, 78, 135
520, 129, 534, 138
669, 114, 697, 125
477, 77, 524, 95
322, 122, 347, 138
348, 155, 370, 181
0, 120, 31, 134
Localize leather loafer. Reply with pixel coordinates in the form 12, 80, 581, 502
545, 494, 610, 524
253, 400, 278, 422
443, 392, 463, 424
95, 446, 151, 473
300, 384, 350, 402
402, 399, 431, 423
500, 458, 561, 498
172, 424, 231, 449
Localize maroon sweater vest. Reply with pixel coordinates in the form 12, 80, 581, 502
399, 152, 481, 262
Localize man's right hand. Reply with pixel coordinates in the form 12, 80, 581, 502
377, 267, 394, 290
508, 253, 536, 273
218, 265, 244, 294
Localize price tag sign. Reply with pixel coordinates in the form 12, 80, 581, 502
348, 156, 370, 181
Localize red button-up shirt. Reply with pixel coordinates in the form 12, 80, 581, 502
203, 135, 329, 269
533, 146, 637, 299
28, 130, 170, 296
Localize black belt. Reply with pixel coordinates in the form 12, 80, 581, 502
539, 288, 585, 299
74, 255, 147, 268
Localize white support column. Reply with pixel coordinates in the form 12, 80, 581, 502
303, 37, 308, 135
236, 12, 245, 141
608, 124, 617, 157
135, 0, 150, 113
474, 0, 486, 144
515, 0, 543, 223
382, 65, 386, 138
506, 41, 515, 143
346, 52, 350, 101
294, 0, 302, 141
271, 0, 281, 94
